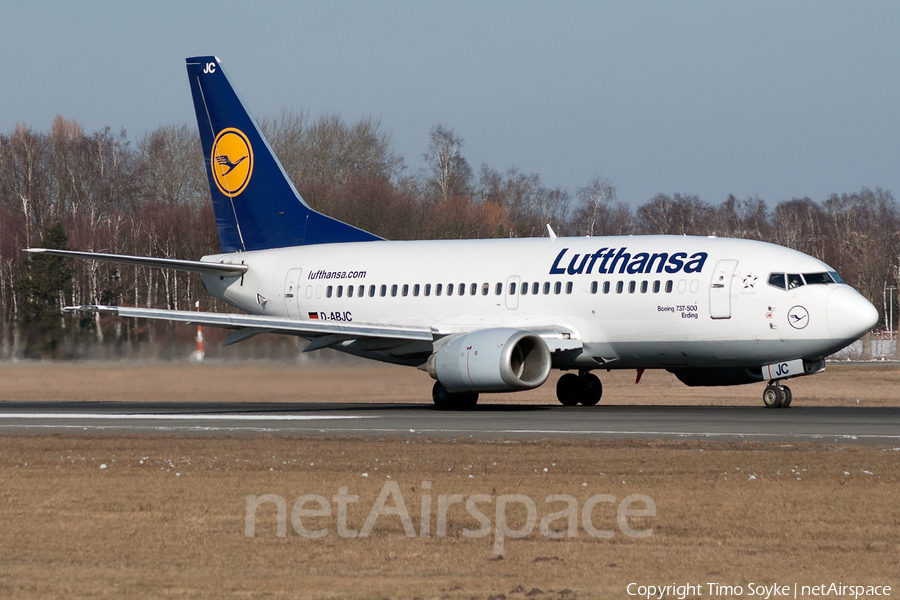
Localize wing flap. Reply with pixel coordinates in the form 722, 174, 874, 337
63, 305, 434, 343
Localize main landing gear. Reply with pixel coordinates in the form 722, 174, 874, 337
556, 371, 603, 406
762, 381, 792, 409
432, 381, 479, 410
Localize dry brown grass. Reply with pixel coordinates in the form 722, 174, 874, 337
0, 436, 898, 599
0, 360, 898, 407
0, 361, 898, 598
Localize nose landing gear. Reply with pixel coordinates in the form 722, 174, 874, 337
763, 381, 792, 409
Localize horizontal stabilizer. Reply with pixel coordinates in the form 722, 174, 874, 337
24, 249, 248, 277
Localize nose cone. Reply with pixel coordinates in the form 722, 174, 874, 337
827, 286, 879, 342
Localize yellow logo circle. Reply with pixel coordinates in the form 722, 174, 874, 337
211, 128, 253, 197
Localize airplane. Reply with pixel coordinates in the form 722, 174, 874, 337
27, 55, 879, 410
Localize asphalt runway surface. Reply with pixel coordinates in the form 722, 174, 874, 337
1, 401, 898, 445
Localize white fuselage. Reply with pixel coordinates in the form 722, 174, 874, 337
200, 235, 876, 370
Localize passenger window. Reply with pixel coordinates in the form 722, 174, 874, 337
495, 282, 503, 295
652, 280, 660, 293
787, 274, 804, 289
641, 281, 648, 293
616, 281, 624, 294
369, 285, 376, 297
603, 281, 610, 294
665, 280, 673, 293
459, 283, 466, 295
447, 283, 454, 296
337, 285, 343, 298
424, 284, 431, 297
566, 281, 573, 294
521, 282, 529, 295
628, 281, 636, 293
471, 283, 478, 295
413, 284, 420, 297
690, 280, 700, 293
482, 283, 489, 296
326, 286, 333, 298
436, 283, 442, 296
532, 282, 539, 294
591, 281, 598, 294
402, 284, 409, 296
677, 280, 686, 293
768, 273, 786, 290
509, 282, 517, 295
554, 281, 562, 294
391, 284, 398, 297
347, 285, 353, 298
543, 282, 551, 295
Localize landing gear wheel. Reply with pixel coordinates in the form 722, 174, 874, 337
556, 374, 582, 406
781, 385, 792, 408
580, 372, 603, 406
556, 372, 603, 406
432, 381, 479, 410
763, 383, 785, 409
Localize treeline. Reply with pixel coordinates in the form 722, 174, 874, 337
1, 114, 898, 358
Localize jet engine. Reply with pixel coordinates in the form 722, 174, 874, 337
425, 328, 552, 393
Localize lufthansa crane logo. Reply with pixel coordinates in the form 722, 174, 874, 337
788, 305, 809, 329
211, 128, 253, 197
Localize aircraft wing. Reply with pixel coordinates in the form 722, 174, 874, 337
63, 304, 435, 349
25, 249, 248, 277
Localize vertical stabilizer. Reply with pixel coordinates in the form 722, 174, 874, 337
185, 56, 381, 252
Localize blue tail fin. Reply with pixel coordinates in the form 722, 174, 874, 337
185, 56, 381, 252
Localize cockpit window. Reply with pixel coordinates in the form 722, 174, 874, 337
803, 272, 834, 285
769, 271, 844, 291
768, 273, 786, 290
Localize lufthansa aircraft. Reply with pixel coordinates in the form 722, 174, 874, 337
29, 56, 879, 410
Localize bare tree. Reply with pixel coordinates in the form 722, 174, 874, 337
424, 125, 472, 200
635, 193, 713, 235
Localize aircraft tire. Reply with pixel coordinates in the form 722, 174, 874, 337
762, 384, 784, 409
580, 373, 603, 406
432, 381, 479, 410
781, 386, 792, 408
556, 373, 583, 406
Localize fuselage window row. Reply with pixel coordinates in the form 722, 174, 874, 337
322, 278, 683, 300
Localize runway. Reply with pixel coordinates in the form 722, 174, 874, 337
1, 401, 898, 444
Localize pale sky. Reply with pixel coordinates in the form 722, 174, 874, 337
3, 1, 899, 207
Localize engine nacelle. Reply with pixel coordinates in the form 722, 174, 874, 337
426, 328, 552, 393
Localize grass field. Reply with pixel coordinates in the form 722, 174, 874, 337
0, 361, 898, 598
1, 360, 899, 407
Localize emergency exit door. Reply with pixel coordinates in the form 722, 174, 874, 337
284, 268, 303, 318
